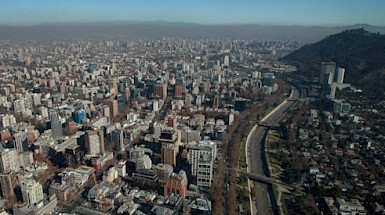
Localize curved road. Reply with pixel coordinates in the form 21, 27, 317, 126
246, 87, 300, 215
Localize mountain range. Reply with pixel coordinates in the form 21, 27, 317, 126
0, 21, 385, 42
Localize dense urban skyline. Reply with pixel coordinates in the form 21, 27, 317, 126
1, 0, 385, 26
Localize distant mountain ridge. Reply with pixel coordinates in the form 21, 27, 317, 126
36, 20, 201, 26
1, 22, 385, 42
283, 28, 385, 98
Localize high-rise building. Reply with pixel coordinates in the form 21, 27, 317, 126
14, 131, 28, 153
112, 79, 118, 95
50, 112, 63, 140
20, 178, 44, 206
320, 62, 336, 86
156, 83, 166, 97
196, 154, 213, 190
189, 141, 217, 177
161, 143, 178, 167
224, 55, 229, 67
125, 88, 131, 101
335, 67, 345, 84
0, 149, 20, 172
86, 130, 104, 155
154, 83, 167, 100
111, 129, 124, 151
0, 171, 15, 199
112, 100, 119, 118
160, 128, 181, 167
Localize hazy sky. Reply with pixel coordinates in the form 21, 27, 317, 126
1, 0, 385, 26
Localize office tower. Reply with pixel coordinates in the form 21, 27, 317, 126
262, 73, 276, 87
98, 130, 105, 155
320, 62, 336, 86
164, 173, 187, 198
0, 149, 20, 172
189, 141, 217, 177
113, 79, 118, 95
0, 171, 15, 199
14, 131, 28, 153
224, 55, 229, 67
111, 129, 124, 151
73, 109, 85, 124
50, 112, 63, 140
86, 130, 104, 155
196, 154, 213, 190
335, 67, 345, 84
153, 122, 162, 139
125, 88, 130, 101
161, 143, 178, 167
112, 100, 119, 118
160, 128, 180, 167
20, 179, 44, 205
154, 83, 167, 100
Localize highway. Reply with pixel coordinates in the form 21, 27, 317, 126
246, 87, 300, 215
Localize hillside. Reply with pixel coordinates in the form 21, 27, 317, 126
283, 28, 385, 98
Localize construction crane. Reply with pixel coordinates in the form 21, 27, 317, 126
92, 173, 103, 210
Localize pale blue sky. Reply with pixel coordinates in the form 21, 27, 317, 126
1, 0, 384, 26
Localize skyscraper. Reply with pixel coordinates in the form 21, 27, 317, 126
0, 171, 15, 199
335, 67, 345, 84
50, 112, 63, 140
320, 62, 336, 86
111, 129, 124, 151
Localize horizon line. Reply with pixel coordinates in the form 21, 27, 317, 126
0, 20, 383, 28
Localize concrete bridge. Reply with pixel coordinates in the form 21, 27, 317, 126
237, 170, 298, 193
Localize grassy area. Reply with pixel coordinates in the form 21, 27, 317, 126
271, 163, 281, 176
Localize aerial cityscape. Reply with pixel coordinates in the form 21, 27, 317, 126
0, 1, 384, 215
